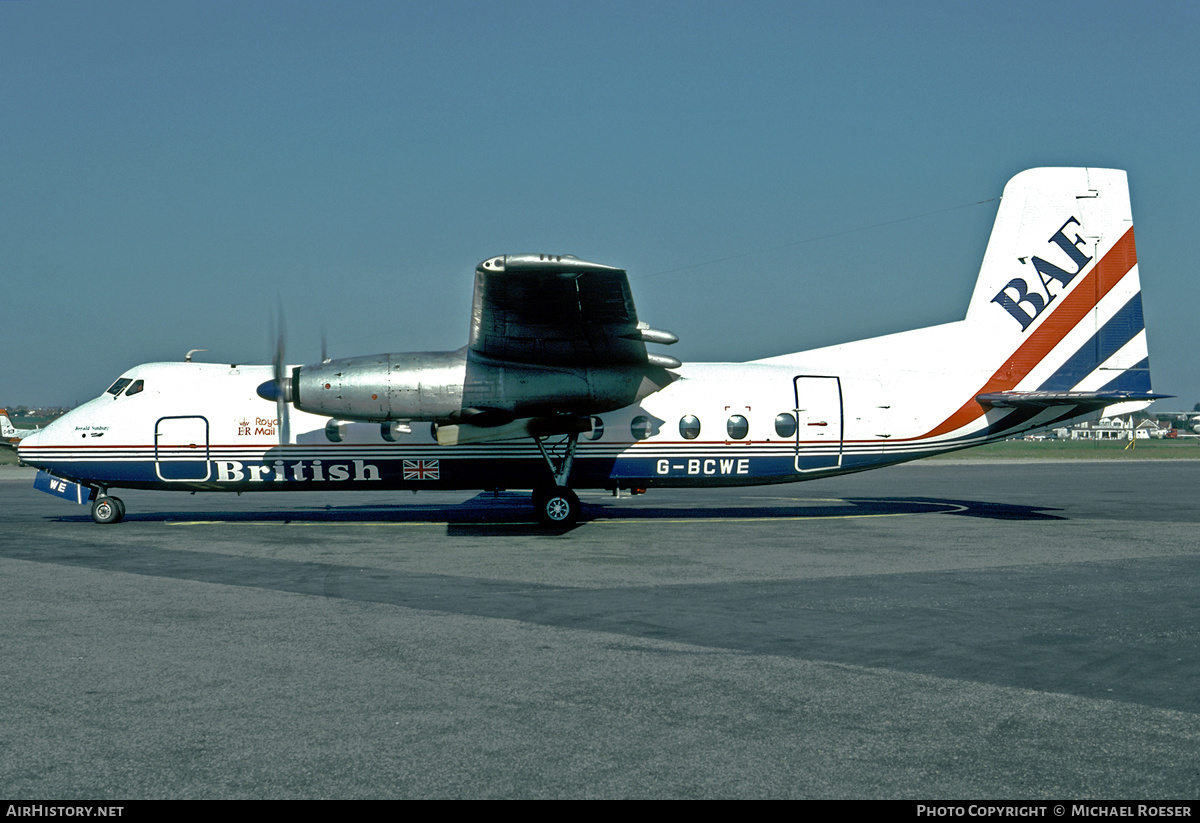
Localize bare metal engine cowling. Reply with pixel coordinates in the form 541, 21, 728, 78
290, 349, 675, 424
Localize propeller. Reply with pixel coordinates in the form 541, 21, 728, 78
255, 306, 292, 446
273, 311, 292, 446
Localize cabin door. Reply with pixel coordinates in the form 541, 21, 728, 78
793, 376, 843, 472
154, 416, 211, 482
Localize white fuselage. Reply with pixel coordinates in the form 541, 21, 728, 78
16, 318, 1097, 495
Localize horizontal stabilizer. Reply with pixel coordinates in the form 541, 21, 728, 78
976, 390, 1171, 410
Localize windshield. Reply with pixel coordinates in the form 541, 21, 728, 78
105, 378, 132, 396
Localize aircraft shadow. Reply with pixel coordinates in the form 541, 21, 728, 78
578, 497, 1065, 523
48, 493, 1064, 532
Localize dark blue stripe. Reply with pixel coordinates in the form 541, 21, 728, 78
1037, 292, 1144, 391
979, 406, 1043, 439
1096, 357, 1153, 394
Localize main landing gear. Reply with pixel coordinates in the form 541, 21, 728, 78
91, 494, 125, 525
531, 432, 581, 526
532, 485, 580, 526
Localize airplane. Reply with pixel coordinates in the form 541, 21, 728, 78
18, 167, 1166, 526
1, 409, 39, 452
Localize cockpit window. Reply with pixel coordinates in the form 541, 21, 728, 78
106, 378, 132, 396
125, 379, 144, 397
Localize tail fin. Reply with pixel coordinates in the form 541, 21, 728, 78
0, 411, 16, 439
966, 168, 1155, 399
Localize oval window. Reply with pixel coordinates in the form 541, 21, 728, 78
774, 413, 797, 438
726, 415, 749, 440
588, 416, 605, 440
631, 415, 653, 440
679, 415, 701, 440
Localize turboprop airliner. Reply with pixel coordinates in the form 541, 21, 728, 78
19, 168, 1164, 525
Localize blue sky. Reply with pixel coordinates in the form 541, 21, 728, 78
3, 1, 1198, 409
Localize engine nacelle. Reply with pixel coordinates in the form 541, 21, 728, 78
284, 350, 677, 424
292, 351, 467, 421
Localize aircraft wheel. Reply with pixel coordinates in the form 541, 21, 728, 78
91, 496, 123, 525
533, 486, 580, 527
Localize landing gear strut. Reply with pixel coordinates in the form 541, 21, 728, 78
531, 432, 581, 526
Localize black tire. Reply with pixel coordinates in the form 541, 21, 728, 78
533, 486, 580, 527
91, 496, 122, 525
111, 497, 126, 523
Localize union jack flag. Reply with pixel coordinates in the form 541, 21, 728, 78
403, 459, 439, 480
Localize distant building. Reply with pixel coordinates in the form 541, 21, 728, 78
1062, 414, 1172, 440
1070, 416, 1134, 440
1136, 419, 1173, 439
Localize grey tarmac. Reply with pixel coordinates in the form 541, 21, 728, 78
1, 461, 1198, 799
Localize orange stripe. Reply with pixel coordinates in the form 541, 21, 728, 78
918, 226, 1138, 440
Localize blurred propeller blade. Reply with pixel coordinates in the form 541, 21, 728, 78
273, 307, 291, 446
255, 305, 292, 447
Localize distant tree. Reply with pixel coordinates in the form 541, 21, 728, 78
1194, 403, 1200, 412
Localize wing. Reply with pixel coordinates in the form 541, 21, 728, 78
469, 254, 679, 368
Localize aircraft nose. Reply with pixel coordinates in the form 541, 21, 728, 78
16, 427, 42, 464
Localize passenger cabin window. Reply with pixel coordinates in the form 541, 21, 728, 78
726, 415, 749, 440
774, 413, 797, 438
106, 378, 132, 396
631, 415, 653, 441
679, 415, 701, 440
325, 419, 347, 443
125, 379, 144, 397
588, 416, 605, 440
